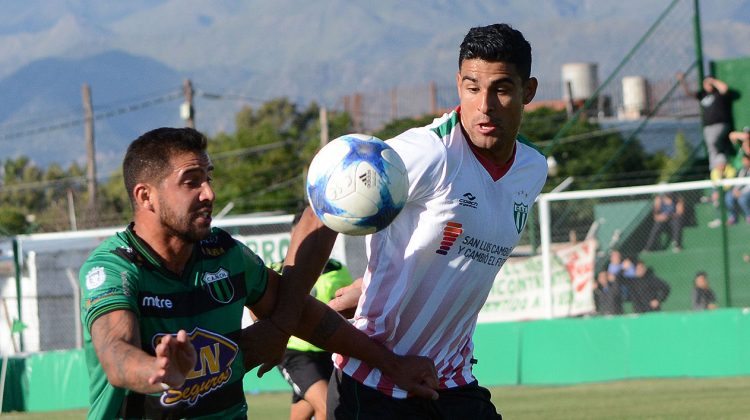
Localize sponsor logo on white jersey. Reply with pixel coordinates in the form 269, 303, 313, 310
459, 192, 478, 208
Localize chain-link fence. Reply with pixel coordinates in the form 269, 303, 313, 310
0, 213, 371, 354
538, 177, 750, 318
5, 177, 750, 353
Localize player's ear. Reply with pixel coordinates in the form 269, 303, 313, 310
523, 77, 538, 105
134, 183, 155, 211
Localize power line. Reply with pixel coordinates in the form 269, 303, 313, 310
0, 90, 182, 143
0, 176, 86, 193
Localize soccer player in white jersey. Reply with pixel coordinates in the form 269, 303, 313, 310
281, 23, 547, 419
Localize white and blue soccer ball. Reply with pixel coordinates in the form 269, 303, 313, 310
306, 134, 408, 236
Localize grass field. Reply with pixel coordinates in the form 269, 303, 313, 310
3, 376, 750, 419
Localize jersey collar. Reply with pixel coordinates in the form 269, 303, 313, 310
124, 222, 197, 278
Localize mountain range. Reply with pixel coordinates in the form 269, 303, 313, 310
1, 0, 749, 176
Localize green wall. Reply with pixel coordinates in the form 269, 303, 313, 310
4, 309, 750, 413
712, 56, 750, 130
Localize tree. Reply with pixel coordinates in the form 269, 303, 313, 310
522, 107, 660, 191
659, 130, 694, 182
208, 98, 353, 215
0, 207, 30, 235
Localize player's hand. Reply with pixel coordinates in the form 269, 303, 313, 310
328, 278, 363, 318
380, 354, 439, 400
148, 330, 196, 389
238, 319, 290, 377
676, 72, 685, 80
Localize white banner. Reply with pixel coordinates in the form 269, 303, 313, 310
234, 233, 348, 267
478, 240, 596, 323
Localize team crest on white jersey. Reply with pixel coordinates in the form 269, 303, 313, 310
513, 202, 529, 234
513, 190, 531, 234
202, 267, 234, 303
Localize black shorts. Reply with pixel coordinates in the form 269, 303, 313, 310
327, 369, 502, 419
277, 349, 334, 403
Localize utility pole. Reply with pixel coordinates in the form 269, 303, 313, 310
429, 81, 438, 115
82, 83, 96, 208
319, 106, 329, 147
182, 79, 195, 129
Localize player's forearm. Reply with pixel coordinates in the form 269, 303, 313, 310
91, 311, 172, 394
293, 295, 397, 372
272, 207, 338, 333
100, 340, 169, 394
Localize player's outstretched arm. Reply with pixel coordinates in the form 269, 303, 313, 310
272, 206, 339, 333
293, 295, 439, 400
90, 310, 196, 394
238, 318, 290, 375
245, 269, 437, 398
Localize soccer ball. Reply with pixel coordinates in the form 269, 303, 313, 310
306, 134, 408, 235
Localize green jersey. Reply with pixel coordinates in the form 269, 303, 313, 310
79, 224, 268, 419
270, 259, 353, 353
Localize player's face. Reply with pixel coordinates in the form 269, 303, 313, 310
456, 59, 537, 161
156, 151, 215, 243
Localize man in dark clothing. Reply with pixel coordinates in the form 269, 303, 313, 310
593, 270, 623, 315
629, 260, 671, 313
677, 72, 732, 170
692, 271, 718, 311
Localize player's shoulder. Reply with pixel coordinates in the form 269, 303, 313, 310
387, 112, 455, 164
390, 111, 457, 146
516, 133, 545, 157
84, 231, 136, 269
79, 231, 140, 290
204, 228, 267, 270
516, 134, 548, 166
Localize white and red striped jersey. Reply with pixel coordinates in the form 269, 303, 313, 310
333, 110, 548, 398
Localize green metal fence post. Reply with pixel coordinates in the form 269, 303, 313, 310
693, 0, 705, 82
718, 189, 731, 307
12, 238, 24, 352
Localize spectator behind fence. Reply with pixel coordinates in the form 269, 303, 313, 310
708, 153, 737, 228
593, 270, 623, 315
607, 250, 635, 301
629, 259, 671, 313
677, 72, 733, 170
726, 153, 750, 225
607, 250, 636, 277
692, 271, 718, 311
643, 192, 684, 252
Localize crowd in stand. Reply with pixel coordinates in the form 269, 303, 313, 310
593, 249, 718, 316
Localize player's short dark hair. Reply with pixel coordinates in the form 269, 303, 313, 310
123, 127, 208, 206
459, 23, 532, 80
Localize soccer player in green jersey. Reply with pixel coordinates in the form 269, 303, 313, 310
79, 127, 438, 419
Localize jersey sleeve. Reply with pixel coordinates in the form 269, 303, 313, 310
387, 128, 448, 202
79, 250, 139, 333
238, 242, 269, 307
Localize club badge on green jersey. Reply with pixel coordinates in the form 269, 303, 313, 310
202, 267, 234, 303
